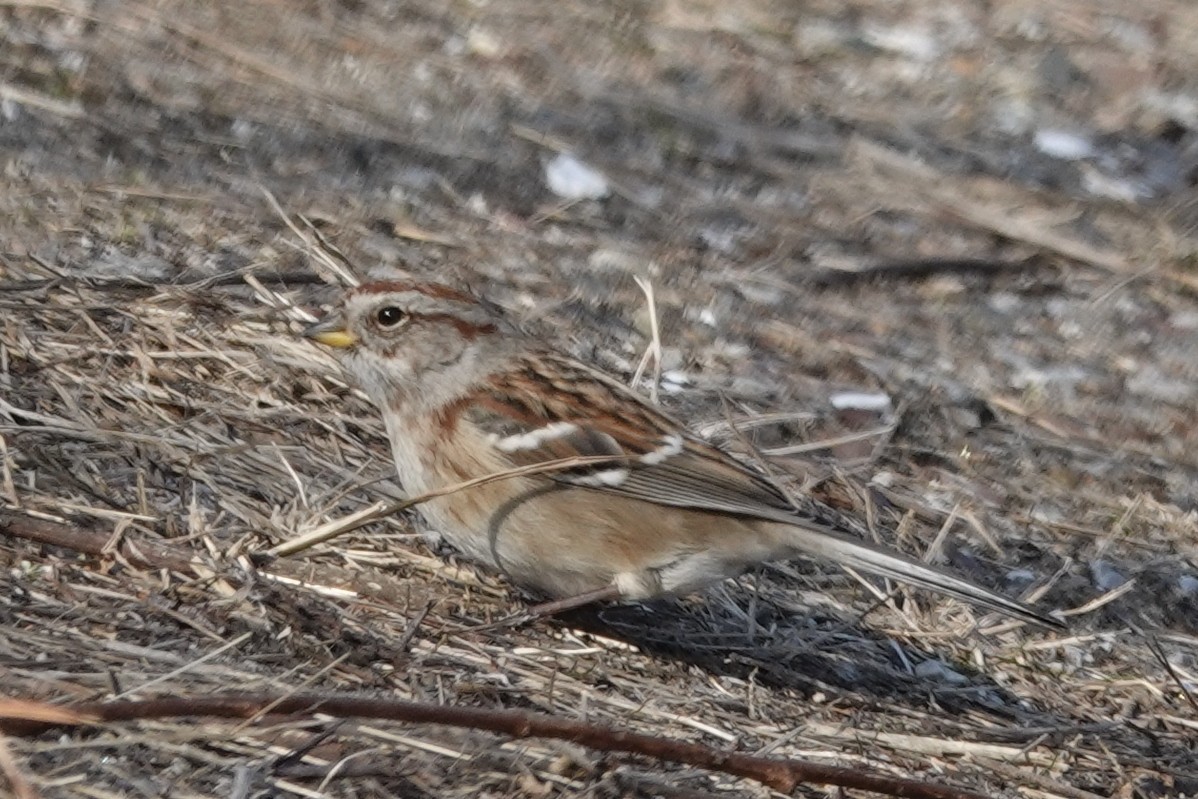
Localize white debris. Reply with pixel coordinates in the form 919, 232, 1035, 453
1142, 90, 1198, 129
861, 23, 940, 61
230, 118, 256, 141
545, 152, 610, 200
1033, 129, 1094, 160
870, 471, 896, 488
988, 292, 1021, 314
1170, 311, 1198, 331
793, 20, 853, 57
465, 192, 488, 215
829, 391, 892, 412
1010, 364, 1089, 391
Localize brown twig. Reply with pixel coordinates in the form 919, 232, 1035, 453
801, 256, 1044, 289
1, 509, 201, 574
0, 693, 991, 799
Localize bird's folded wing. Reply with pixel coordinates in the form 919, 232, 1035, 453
468, 353, 814, 524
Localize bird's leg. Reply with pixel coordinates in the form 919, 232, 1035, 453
479, 584, 623, 630
524, 584, 623, 617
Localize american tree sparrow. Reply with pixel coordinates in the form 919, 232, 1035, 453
305, 281, 1062, 628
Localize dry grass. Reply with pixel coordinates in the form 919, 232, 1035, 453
2, 0, 1197, 797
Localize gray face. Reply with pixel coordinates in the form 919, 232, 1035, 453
310, 281, 507, 413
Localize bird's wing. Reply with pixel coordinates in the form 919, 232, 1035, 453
463, 353, 803, 522
457, 353, 1063, 628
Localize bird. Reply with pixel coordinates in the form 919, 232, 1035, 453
303, 280, 1063, 628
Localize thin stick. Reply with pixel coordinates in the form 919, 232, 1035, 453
1145, 633, 1198, 716
269, 454, 627, 558
631, 276, 663, 404
256, 184, 358, 287
0, 693, 993, 799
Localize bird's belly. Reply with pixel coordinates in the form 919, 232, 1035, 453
384, 426, 610, 595
422, 482, 621, 597
425, 480, 781, 600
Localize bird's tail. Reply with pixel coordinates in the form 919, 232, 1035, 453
774, 521, 1063, 629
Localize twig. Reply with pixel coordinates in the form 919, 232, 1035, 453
802, 720, 1057, 766
630, 276, 663, 404
395, 601, 434, 652
0, 693, 994, 799
111, 632, 254, 700
269, 453, 627, 558
801, 257, 1044, 289
849, 139, 1137, 276
1144, 634, 1198, 716
762, 424, 895, 456
1, 509, 204, 574
1060, 579, 1137, 618
0, 82, 83, 119
256, 184, 359, 287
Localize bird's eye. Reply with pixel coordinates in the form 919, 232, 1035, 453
375, 306, 407, 328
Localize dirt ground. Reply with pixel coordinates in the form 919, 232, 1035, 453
2, 0, 1197, 797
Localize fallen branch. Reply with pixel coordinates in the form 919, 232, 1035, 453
0, 693, 991, 799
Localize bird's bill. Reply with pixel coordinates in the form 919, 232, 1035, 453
303, 315, 357, 348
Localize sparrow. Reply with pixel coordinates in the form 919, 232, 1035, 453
304, 280, 1062, 628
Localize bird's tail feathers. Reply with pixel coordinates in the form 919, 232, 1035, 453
778, 522, 1063, 629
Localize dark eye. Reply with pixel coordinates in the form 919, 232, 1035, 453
375, 306, 407, 328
